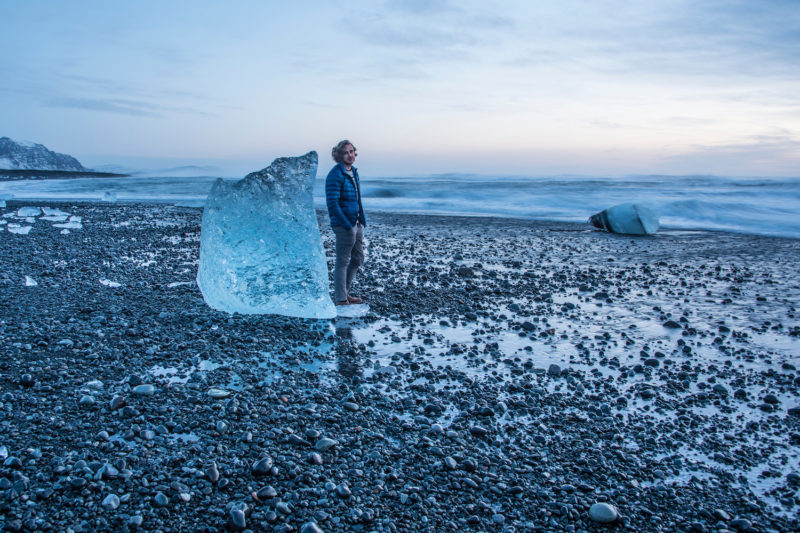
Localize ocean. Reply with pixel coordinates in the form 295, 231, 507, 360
2, 173, 799, 239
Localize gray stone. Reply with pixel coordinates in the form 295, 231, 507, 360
301, 522, 324, 533
589, 502, 618, 523
132, 384, 156, 396
252, 456, 274, 475
315, 437, 338, 452
208, 388, 231, 399
101, 493, 120, 511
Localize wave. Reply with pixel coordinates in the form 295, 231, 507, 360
4, 173, 799, 239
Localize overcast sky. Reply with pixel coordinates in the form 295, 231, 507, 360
1, 0, 798, 176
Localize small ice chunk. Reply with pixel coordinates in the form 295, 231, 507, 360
16, 207, 41, 217
103, 191, 118, 202
54, 216, 82, 230
8, 225, 32, 235
41, 208, 71, 222
25, 276, 37, 286
589, 203, 659, 235
336, 304, 370, 318
41, 207, 70, 216
60, 229, 70, 234
0, 200, 5, 208
100, 279, 121, 287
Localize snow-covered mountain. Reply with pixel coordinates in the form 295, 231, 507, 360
0, 137, 87, 171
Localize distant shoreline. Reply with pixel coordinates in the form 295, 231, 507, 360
0, 169, 129, 180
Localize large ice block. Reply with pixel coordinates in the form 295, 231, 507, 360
589, 203, 659, 235
196, 151, 336, 319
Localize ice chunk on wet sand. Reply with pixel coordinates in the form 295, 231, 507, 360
16, 207, 41, 217
589, 203, 659, 235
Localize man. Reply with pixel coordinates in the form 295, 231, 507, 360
325, 140, 366, 306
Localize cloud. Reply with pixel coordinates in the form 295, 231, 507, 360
46, 96, 212, 118
348, 0, 515, 66
661, 132, 800, 175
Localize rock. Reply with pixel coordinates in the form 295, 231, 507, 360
79, 395, 95, 406
252, 457, 274, 475
204, 462, 220, 483
153, 492, 169, 507
301, 522, 324, 533
109, 395, 127, 410
101, 493, 120, 511
335, 483, 351, 498
256, 485, 278, 499
132, 384, 156, 396
714, 508, 731, 521
729, 518, 752, 531
19, 374, 35, 387
315, 437, 338, 452
229, 508, 246, 530
763, 394, 780, 405
663, 320, 682, 329
469, 426, 488, 437
547, 364, 562, 376
589, 502, 619, 523
207, 388, 231, 399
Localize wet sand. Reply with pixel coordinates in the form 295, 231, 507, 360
1, 201, 798, 532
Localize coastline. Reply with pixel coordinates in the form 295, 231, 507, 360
1, 201, 798, 531
0, 170, 129, 181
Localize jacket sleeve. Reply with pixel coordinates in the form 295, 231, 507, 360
325, 168, 351, 229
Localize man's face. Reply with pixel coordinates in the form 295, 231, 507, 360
341, 145, 356, 167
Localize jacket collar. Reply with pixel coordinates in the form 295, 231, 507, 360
338, 162, 357, 175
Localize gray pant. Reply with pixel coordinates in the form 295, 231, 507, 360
332, 223, 364, 302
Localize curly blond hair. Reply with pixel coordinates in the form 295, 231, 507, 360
331, 140, 357, 163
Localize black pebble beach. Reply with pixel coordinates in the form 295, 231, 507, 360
1, 201, 798, 532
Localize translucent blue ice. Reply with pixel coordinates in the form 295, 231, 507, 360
590, 203, 659, 235
196, 151, 336, 319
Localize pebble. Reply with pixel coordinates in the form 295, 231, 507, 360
109, 395, 126, 410
547, 364, 562, 376
132, 384, 156, 396
301, 522, 324, 533
153, 492, 169, 507
589, 502, 618, 523
204, 461, 220, 483
335, 483, 352, 498
101, 493, 120, 511
729, 518, 752, 531
252, 456, 274, 475
256, 485, 278, 499
79, 394, 95, 406
229, 508, 246, 530
315, 437, 338, 452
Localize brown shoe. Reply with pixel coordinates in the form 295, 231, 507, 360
346, 295, 363, 304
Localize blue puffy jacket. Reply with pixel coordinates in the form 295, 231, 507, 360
325, 163, 366, 229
